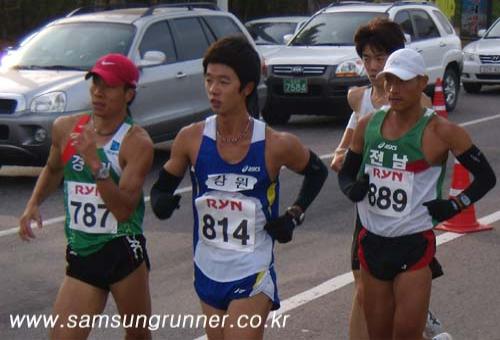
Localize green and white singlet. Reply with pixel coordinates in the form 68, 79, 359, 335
357, 108, 446, 237
63, 114, 144, 256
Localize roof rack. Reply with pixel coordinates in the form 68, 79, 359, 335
326, 0, 370, 8
141, 2, 220, 17
389, 1, 436, 8
66, 3, 147, 17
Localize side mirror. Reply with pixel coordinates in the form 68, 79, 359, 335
137, 51, 166, 67
478, 29, 486, 38
283, 34, 293, 45
404, 33, 412, 44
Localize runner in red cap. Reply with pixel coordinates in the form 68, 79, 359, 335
19, 53, 153, 339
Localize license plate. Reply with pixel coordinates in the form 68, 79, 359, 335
480, 65, 500, 74
283, 78, 307, 94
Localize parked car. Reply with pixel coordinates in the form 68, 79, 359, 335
462, 17, 500, 93
245, 16, 309, 57
263, 2, 463, 125
0, 3, 266, 166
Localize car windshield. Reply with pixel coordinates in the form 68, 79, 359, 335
485, 20, 500, 38
247, 22, 298, 45
291, 12, 383, 46
11, 22, 135, 70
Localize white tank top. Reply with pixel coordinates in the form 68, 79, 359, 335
346, 87, 387, 130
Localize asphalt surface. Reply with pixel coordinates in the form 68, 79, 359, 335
1, 85, 500, 339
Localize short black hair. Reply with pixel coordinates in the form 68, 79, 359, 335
354, 17, 406, 58
203, 35, 261, 105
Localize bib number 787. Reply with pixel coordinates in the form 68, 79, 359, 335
70, 201, 111, 228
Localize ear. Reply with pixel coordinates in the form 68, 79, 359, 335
125, 87, 135, 103
418, 75, 429, 90
242, 81, 255, 97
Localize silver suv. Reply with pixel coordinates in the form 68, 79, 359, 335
263, 1, 463, 125
0, 4, 265, 166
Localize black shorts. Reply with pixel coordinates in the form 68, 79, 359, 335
357, 227, 436, 281
66, 234, 150, 290
351, 213, 443, 279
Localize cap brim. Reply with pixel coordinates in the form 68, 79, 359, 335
85, 69, 124, 87
376, 67, 417, 81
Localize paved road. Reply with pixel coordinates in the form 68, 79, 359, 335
1, 86, 499, 339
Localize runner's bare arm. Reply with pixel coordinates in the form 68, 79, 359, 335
19, 117, 67, 240
95, 127, 154, 222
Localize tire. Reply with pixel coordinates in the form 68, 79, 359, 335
463, 82, 482, 94
443, 67, 460, 112
262, 103, 291, 125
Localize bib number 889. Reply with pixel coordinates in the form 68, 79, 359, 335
368, 183, 407, 212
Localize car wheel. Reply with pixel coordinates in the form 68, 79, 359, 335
443, 67, 459, 112
262, 104, 291, 125
463, 82, 482, 94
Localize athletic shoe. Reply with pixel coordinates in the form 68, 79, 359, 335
432, 332, 453, 340
424, 310, 443, 338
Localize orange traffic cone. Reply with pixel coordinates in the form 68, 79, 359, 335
433, 78, 448, 119
435, 160, 492, 233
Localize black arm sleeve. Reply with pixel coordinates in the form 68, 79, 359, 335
456, 145, 496, 205
338, 149, 369, 202
293, 150, 328, 211
150, 168, 183, 219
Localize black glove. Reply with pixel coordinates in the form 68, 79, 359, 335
150, 191, 181, 220
423, 198, 461, 222
264, 213, 296, 243
345, 174, 370, 202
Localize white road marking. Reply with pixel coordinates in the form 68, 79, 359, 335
193, 211, 500, 340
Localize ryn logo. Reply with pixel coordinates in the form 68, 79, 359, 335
74, 184, 100, 196
206, 198, 243, 211
371, 167, 404, 182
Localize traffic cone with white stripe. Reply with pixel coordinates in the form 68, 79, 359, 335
435, 160, 492, 233
433, 78, 448, 119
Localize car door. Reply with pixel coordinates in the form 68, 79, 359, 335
169, 16, 212, 125
408, 9, 444, 83
131, 20, 191, 141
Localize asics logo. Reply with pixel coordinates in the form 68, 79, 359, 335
242, 165, 260, 173
377, 142, 397, 151
234, 288, 247, 294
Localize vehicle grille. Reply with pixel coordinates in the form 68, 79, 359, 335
273, 65, 327, 76
0, 125, 8, 140
476, 74, 500, 80
0, 99, 17, 114
479, 55, 500, 64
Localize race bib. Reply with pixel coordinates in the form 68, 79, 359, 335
365, 165, 414, 218
195, 194, 256, 252
67, 181, 117, 234
206, 173, 257, 192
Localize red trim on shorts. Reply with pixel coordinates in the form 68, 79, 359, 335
357, 227, 369, 272
408, 229, 436, 271
61, 114, 91, 165
405, 159, 430, 173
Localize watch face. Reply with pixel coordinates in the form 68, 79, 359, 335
459, 194, 471, 207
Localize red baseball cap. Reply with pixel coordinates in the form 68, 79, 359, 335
86, 53, 139, 88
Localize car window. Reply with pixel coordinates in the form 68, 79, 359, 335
432, 10, 454, 35
291, 12, 384, 46
204, 16, 243, 40
410, 10, 441, 40
12, 22, 134, 70
139, 21, 177, 63
485, 20, 500, 38
394, 10, 415, 40
171, 17, 210, 61
246, 22, 298, 45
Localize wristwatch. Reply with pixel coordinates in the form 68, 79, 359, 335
94, 165, 110, 181
286, 206, 305, 226
456, 193, 471, 209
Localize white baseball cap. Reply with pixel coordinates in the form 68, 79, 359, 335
376, 48, 426, 81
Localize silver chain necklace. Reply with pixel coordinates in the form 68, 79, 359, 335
216, 117, 252, 144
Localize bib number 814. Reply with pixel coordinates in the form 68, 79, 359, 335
201, 214, 250, 246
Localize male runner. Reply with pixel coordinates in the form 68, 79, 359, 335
330, 18, 442, 339
338, 48, 496, 339
150, 36, 328, 340
19, 54, 153, 340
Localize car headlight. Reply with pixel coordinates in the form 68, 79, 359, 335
30, 92, 66, 113
335, 59, 365, 77
464, 52, 478, 62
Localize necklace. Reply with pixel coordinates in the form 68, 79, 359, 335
216, 117, 252, 144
